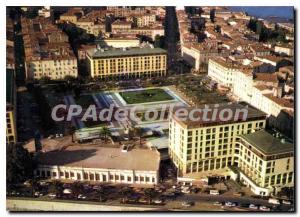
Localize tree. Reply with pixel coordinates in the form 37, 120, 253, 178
215, 25, 221, 33
49, 180, 63, 197
28, 178, 38, 197
68, 125, 76, 142
97, 187, 105, 202
101, 126, 110, 141
210, 9, 215, 23
6, 143, 34, 192
144, 188, 158, 204
120, 187, 133, 203
39, 76, 51, 85
71, 181, 83, 198
133, 126, 143, 146
74, 85, 82, 100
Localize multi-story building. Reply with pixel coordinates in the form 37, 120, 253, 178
181, 43, 230, 71
233, 69, 294, 117
208, 57, 239, 88
132, 13, 156, 27
59, 8, 84, 23
169, 103, 293, 195
34, 146, 160, 186
275, 44, 294, 57
169, 103, 267, 178
111, 20, 132, 33
6, 70, 17, 144
234, 130, 294, 195
86, 47, 167, 78
22, 17, 78, 80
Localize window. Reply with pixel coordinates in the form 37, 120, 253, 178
127, 176, 132, 182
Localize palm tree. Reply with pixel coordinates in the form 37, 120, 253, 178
101, 126, 110, 141
68, 125, 76, 143
120, 187, 133, 203
144, 188, 158, 204
28, 178, 38, 197
97, 187, 105, 202
133, 126, 143, 146
71, 181, 83, 198
49, 180, 63, 198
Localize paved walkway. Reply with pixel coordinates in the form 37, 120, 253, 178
7, 198, 162, 211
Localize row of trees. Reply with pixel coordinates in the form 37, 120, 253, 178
247, 18, 287, 42
7, 143, 35, 192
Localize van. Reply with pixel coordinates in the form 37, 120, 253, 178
210, 190, 220, 195
268, 198, 280, 205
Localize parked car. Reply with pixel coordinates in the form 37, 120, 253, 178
63, 188, 72, 194
78, 194, 87, 199
48, 193, 56, 198
282, 200, 292, 205
210, 190, 220, 195
153, 199, 163, 204
268, 198, 280, 205
182, 201, 194, 207
249, 204, 259, 209
233, 192, 244, 197
213, 201, 222, 206
259, 206, 271, 211
225, 202, 236, 207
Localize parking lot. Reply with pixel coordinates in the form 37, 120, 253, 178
7, 177, 294, 212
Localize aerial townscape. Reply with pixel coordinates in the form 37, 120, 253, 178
6, 6, 294, 212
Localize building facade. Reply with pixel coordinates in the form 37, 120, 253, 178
169, 104, 267, 177
6, 70, 17, 144
86, 47, 167, 78
234, 130, 294, 195
34, 146, 160, 186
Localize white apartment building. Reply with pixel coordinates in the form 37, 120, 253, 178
26, 58, 78, 80
208, 58, 239, 88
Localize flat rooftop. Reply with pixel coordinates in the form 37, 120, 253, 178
172, 102, 267, 129
240, 130, 294, 155
87, 47, 167, 59
36, 145, 160, 171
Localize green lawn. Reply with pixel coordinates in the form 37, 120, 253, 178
119, 88, 174, 104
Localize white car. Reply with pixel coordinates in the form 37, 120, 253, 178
249, 204, 259, 209
63, 188, 72, 194
153, 199, 163, 204
282, 200, 292, 205
225, 202, 236, 207
78, 194, 87, 199
48, 193, 56, 198
182, 201, 194, 207
213, 201, 222, 206
259, 206, 271, 211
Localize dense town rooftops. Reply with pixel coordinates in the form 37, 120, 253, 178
263, 94, 294, 108
239, 130, 293, 155
171, 102, 267, 129
254, 73, 278, 83
87, 47, 167, 59
36, 145, 160, 171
